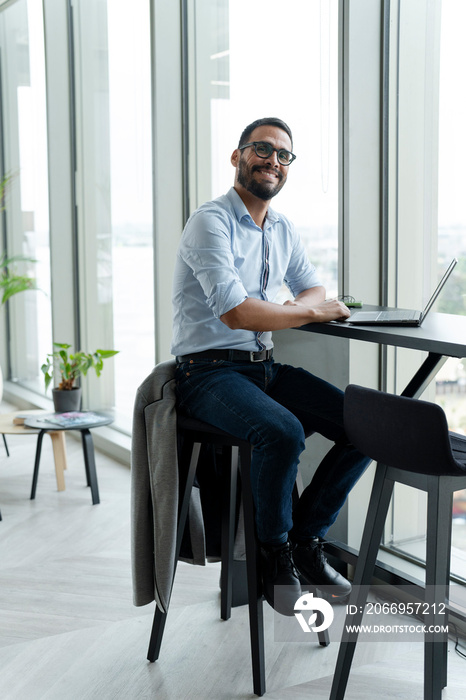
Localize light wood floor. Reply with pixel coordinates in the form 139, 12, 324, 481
1, 401, 466, 700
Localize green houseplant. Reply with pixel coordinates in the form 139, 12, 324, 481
0, 173, 38, 409
0, 254, 37, 407
0, 252, 37, 304
0, 174, 36, 304
41, 342, 119, 412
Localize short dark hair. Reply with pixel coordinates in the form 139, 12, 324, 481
238, 117, 293, 149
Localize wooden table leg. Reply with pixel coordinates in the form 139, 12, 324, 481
48, 431, 67, 491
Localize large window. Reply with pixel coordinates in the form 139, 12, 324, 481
0, 0, 52, 389
72, 0, 154, 427
0, 0, 154, 432
382, 0, 466, 583
436, 0, 466, 579
187, 0, 339, 297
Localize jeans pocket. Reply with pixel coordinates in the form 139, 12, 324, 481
176, 358, 225, 380
176, 359, 226, 412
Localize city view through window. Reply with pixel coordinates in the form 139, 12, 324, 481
435, 0, 466, 570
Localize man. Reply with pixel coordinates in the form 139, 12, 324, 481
171, 117, 370, 615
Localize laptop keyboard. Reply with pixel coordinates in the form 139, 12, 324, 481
377, 310, 417, 321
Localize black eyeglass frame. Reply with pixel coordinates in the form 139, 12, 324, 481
238, 141, 297, 166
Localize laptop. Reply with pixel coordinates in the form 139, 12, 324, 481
347, 257, 458, 326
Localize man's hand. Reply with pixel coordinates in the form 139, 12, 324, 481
284, 297, 350, 323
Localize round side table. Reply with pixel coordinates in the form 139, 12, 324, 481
24, 412, 113, 505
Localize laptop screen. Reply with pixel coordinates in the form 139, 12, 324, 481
420, 257, 457, 321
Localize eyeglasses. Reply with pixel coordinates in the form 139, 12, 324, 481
238, 141, 296, 166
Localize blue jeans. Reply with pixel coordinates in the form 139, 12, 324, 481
175, 358, 371, 544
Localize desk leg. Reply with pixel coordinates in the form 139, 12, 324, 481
401, 352, 447, 399
48, 431, 67, 491
30, 430, 46, 499
2, 434, 9, 457
81, 429, 100, 505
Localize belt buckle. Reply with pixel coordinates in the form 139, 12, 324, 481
249, 350, 266, 362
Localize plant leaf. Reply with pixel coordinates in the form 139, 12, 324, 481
96, 349, 119, 358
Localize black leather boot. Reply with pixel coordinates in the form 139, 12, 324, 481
260, 540, 302, 616
292, 538, 351, 598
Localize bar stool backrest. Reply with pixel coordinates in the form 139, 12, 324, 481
344, 384, 465, 477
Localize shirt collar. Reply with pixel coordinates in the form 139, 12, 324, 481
226, 187, 280, 228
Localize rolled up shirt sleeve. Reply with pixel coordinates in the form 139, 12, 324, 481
284, 226, 322, 297
181, 211, 248, 318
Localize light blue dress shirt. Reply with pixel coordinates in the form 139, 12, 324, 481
171, 187, 322, 356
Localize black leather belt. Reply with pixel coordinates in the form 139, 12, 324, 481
176, 348, 273, 363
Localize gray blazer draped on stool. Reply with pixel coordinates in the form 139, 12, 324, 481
131, 360, 207, 612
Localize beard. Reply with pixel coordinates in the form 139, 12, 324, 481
237, 157, 286, 201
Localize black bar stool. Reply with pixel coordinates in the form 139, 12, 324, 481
147, 414, 330, 697
330, 385, 466, 700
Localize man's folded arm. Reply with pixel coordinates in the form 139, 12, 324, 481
220, 289, 350, 331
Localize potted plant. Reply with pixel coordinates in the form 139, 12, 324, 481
41, 342, 119, 412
